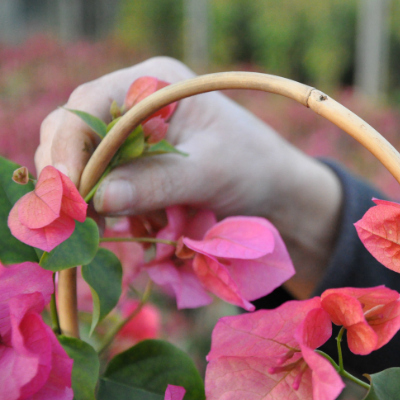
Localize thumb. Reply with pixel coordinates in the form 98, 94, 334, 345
92, 144, 209, 216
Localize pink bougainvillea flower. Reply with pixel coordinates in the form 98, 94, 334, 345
206, 298, 344, 400
164, 384, 186, 400
109, 299, 161, 356
124, 76, 178, 143
355, 198, 400, 273
182, 216, 295, 311
142, 116, 169, 144
321, 285, 400, 355
8, 165, 87, 252
0, 262, 73, 400
124, 76, 177, 120
146, 206, 216, 309
147, 207, 295, 311
117, 299, 161, 341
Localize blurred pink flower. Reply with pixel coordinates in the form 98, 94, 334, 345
164, 384, 186, 400
8, 165, 87, 252
206, 298, 344, 400
0, 262, 73, 400
110, 299, 161, 356
117, 299, 161, 341
321, 285, 400, 355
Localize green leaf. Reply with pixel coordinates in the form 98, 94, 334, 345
58, 336, 100, 400
64, 108, 108, 139
115, 127, 145, 164
101, 339, 205, 400
82, 247, 122, 335
144, 140, 188, 157
97, 379, 163, 400
363, 368, 400, 400
106, 116, 122, 133
39, 218, 99, 271
0, 156, 38, 264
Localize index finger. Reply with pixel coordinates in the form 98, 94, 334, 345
35, 57, 196, 187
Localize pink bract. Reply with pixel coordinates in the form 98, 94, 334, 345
0, 262, 73, 400
8, 165, 87, 252
206, 298, 343, 400
183, 216, 295, 311
147, 207, 295, 311
124, 76, 177, 143
164, 384, 186, 400
355, 198, 400, 273
321, 285, 400, 355
118, 300, 161, 341
146, 206, 216, 309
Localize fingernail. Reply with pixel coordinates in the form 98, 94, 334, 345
94, 179, 135, 214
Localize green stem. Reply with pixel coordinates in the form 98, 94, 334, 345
337, 326, 345, 371
84, 165, 112, 203
50, 273, 61, 335
39, 251, 47, 265
315, 350, 340, 372
340, 369, 371, 390
100, 237, 177, 246
316, 349, 370, 390
98, 280, 153, 356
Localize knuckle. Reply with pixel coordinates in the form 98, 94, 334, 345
67, 81, 96, 108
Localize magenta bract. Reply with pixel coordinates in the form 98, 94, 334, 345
321, 286, 400, 355
206, 298, 343, 400
0, 262, 73, 400
355, 198, 400, 273
8, 165, 87, 252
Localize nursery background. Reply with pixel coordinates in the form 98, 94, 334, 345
1, 0, 400, 399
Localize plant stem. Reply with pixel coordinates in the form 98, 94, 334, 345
336, 326, 345, 371
315, 350, 340, 372
98, 280, 153, 356
340, 369, 371, 390
316, 349, 370, 390
100, 237, 177, 246
50, 273, 61, 335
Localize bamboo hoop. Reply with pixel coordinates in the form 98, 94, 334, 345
59, 72, 400, 337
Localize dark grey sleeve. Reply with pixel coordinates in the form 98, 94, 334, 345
316, 159, 400, 376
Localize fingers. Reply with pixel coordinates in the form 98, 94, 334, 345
93, 138, 211, 216
35, 57, 196, 186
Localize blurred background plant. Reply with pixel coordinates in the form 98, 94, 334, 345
1, 1, 399, 398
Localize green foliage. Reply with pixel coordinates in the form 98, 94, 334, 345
0, 156, 38, 264
98, 380, 164, 400
99, 339, 206, 400
64, 108, 108, 139
145, 140, 188, 157
363, 368, 400, 400
39, 218, 99, 271
82, 247, 122, 335
116, 0, 183, 58
58, 336, 100, 400
114, 127, 145, 164
115, 0, 357, 91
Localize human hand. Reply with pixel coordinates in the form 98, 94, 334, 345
35, 56, 342, 298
